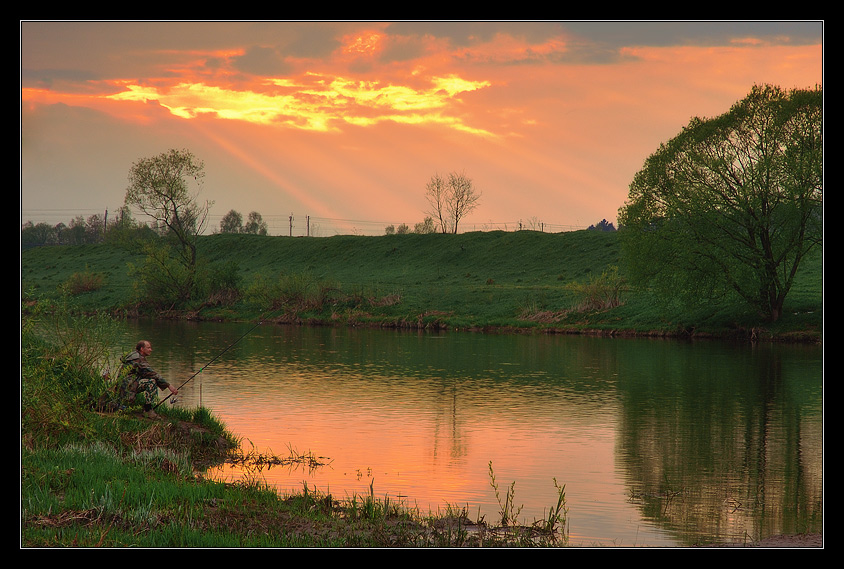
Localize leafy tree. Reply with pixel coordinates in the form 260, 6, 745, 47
127, 241, 194, 309
66, 216, 88, 245
425, 171, 482, 234
617, 84, 822, 321
414, 216, 436, 234
243, 211, 268, 235
587, 219, 616, 232
124, 148, 213, 304
103, 206, 154, 245
21, 221, 54, 249
220, 209, 244, 233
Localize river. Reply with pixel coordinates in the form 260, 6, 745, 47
118, 320, 823, 547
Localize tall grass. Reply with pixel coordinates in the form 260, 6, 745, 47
566, 265, 626, 312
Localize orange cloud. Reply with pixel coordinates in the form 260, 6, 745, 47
103, 72, 494, 135
341, 29, 388, 57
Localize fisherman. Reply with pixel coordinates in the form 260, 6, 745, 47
121, 340, 178, 419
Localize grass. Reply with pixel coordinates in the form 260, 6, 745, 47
21, 229, 823, 339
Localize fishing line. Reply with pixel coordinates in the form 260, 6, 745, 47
153, 312, 276, 409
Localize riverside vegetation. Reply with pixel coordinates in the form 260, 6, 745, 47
21, 229, 821, 547
21, 229, 822, 340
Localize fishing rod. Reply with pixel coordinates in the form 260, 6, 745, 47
153, 312, 276, 410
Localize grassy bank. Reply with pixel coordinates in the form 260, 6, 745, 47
21, 230, 823, 341
20, 231, 822, 546
20, 321, 569, 547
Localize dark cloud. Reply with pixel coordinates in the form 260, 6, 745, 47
379, 21, 823, 65
560, 21, 822, 48
231, 46, 293, 77
21, 67, 101, 90
22, 21, 823, 78
385, 21, 566, 45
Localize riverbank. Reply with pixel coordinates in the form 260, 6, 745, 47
20, 230, 823, 343
20, 304, 822, 547
21, 326, 573, 547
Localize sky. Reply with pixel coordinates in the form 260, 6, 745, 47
20, 20, 823, 236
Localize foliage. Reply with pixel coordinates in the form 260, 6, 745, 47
21, 207, 151, 250
30, 303, 124, 378
488, 461, 523, 527
385, 217, 435, 235
219, 209, 268, 235
124, 148, 213, 304
61, 266, 105, 295
243, 211, 269, 235
219, 209, 244, 233
127, 240, 195, 308
486, 462, 569, 544
245, 271, 338, 315
414, 216, 436, 234
425, 171, 482, 234
587, 219, 616, 232
618, 84, 822, 321
200, 260, 243, 306
22, 311, 120, 441
566, 265, 625, 312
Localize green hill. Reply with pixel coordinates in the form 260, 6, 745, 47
20, 230, 823, 340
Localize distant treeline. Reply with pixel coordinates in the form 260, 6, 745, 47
21, 207, 154, 250
22, 209, 616, 250
586, 219, 616, 232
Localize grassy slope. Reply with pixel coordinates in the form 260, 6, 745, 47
20, 230, 823, 339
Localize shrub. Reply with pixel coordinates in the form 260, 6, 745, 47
245, 272, 337, 314
566, 265, 626, 312
61, 267, 104, 295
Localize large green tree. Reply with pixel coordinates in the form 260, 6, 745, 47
618, 84, 822, 321
124, 148, 213, 304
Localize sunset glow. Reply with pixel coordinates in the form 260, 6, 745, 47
21, 21, 823, 235
103, 73, 492, 134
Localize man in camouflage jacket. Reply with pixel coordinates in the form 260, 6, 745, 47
121, 340, 178, 419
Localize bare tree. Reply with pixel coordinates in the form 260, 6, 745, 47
425, 173, 449, 233
425, 170, 481, 234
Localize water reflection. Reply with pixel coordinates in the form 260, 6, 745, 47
118, 321, 822, 546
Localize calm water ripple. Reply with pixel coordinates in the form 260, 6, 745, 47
118, 321, 822, 547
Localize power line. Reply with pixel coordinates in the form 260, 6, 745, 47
22, 208, 586, 236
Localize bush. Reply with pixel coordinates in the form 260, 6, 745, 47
566, 266, 625, 312
61, 267, 105, 295
245, 272, 338, 314
202, 261, 242, 306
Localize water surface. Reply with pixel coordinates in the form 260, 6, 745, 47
119, 321, 823, 547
